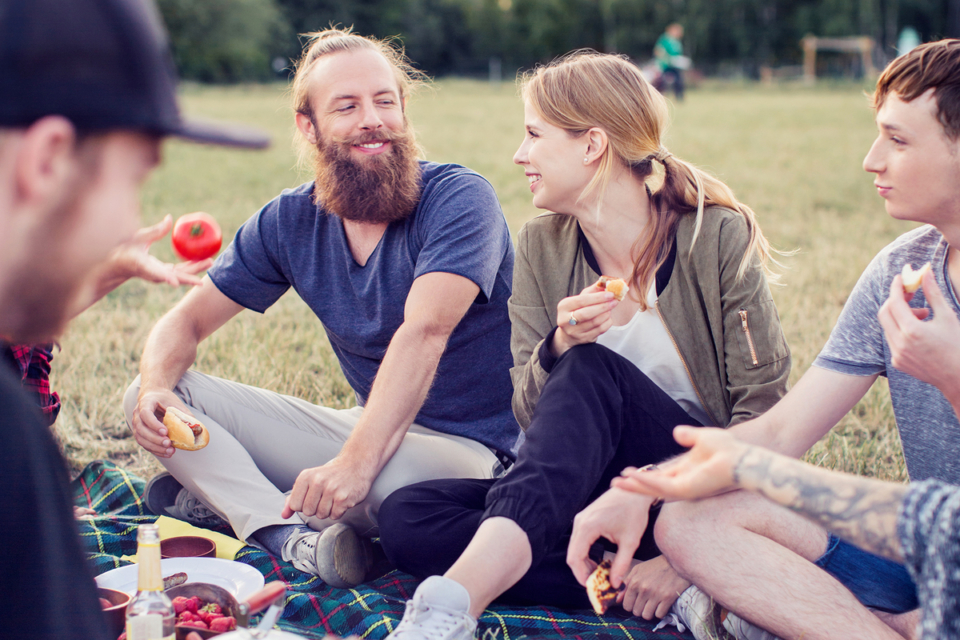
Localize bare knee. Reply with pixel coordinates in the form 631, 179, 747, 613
654, 497, 733, 577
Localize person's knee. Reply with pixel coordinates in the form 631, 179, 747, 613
377, 486, 434, 573
654, 493, 749, 575
122, 375, 142, 431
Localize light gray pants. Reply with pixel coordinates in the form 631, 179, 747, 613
123, 370, 501, 542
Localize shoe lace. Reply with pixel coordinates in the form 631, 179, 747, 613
282, 530, 320, 575
391, 599, 470, 640
173, 489, 224, 526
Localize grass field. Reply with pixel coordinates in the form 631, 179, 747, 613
55, 79, 916, 484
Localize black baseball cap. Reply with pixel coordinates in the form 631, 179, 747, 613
0, 0, 270, 148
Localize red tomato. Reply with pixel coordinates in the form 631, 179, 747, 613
172, 212, 222, 261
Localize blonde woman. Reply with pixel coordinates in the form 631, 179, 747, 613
378, 51, 790, 640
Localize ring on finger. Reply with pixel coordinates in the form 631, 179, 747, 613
569, 313, 579, 326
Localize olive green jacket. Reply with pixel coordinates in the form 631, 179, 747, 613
509, 207, 791, 430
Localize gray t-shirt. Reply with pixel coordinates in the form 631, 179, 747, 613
899, 479, 960, 639
813, 226, 960, 483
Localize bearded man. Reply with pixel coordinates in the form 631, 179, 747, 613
125, 28, 519, 589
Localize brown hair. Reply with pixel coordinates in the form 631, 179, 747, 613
520, 50, 779, 309
873, 39, 960, 140
289, 27, 428, 164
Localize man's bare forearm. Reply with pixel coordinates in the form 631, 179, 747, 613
339, 320, 448, 475
733, 446, 907, 562
139, 310, 201, 393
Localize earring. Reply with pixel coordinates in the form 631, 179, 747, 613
583, 157, 589, 164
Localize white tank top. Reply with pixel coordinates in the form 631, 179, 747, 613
595, 283, 712, 426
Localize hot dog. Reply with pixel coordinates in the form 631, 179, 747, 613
163, 407, 210, 451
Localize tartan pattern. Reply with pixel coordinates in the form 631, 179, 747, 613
73, 461, 691, 640
3, 342, 61, 426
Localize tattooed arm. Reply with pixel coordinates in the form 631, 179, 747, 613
613, 426, 908, 562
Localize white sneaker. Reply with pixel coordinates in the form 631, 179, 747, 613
281, 523, 374, 588
387, 576, 478, 640
671, 586, 731, 640
723, 612, 783, 640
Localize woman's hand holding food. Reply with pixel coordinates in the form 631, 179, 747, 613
619, 555, 690, 619
552, 284, 618, 357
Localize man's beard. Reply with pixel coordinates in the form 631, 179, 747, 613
312, 123, 422, 224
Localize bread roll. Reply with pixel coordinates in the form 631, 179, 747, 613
586, 559, 622, 615
163, 407, 210, 451
596, 276, 629, 302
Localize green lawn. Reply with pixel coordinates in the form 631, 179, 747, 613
56, 79, 913, 482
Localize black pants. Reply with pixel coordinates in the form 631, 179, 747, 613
378, 343, 703, 609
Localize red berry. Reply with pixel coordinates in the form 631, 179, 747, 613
209, 616, 237, 633
180, 620, 209, 630
172, 596, 192, 614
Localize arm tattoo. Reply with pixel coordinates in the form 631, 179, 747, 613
732, 447, 908, 562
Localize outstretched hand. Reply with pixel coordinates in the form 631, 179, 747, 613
612, 427, 749, 501
107, 215, 214, 287
80, 215, 214, 314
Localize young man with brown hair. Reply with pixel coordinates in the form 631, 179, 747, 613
568, 39, 960, 640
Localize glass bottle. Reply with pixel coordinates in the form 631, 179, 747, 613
125, 523, 175, 640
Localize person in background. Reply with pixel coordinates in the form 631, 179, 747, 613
654, 23, 687, 101
0, 0, 268, 638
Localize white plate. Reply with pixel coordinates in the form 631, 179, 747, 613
95, 557, 265, 601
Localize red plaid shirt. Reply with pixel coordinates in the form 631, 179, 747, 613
2, 343, 61, 427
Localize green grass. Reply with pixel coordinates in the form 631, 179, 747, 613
54, 80, 913, 483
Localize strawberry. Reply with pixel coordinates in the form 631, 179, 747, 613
198, 610, 222, 624
208, 616, 237, 633
188, 596, 202, 612
200, 603, 222, 615
172, 596, 192, 614
178, 610, 198, 623
180, 620, 209, 630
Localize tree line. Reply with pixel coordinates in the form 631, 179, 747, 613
157, 0, 960, 82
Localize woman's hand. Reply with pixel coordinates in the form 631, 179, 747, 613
619, 555, 690, 619
551, 284, 618, 357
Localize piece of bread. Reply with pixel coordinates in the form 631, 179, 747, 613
902, 262, 932, 294
586, 559, 622, 615
596, 276, 630, 302
163, 407, 210, 451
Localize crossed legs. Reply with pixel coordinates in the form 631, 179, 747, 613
656, 490, 919, 639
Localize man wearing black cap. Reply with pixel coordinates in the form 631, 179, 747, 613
0, 0, 267, 637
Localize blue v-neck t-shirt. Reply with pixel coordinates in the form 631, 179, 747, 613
207, 161, 519, 455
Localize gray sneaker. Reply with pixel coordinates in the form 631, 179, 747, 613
387, 576, 477, 640
723, 612, 783, 640
281, 523, 375, 588
671, 586, 732, 640
143, 472, 227, 528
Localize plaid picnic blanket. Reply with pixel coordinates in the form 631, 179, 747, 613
74, 460, 692, 640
